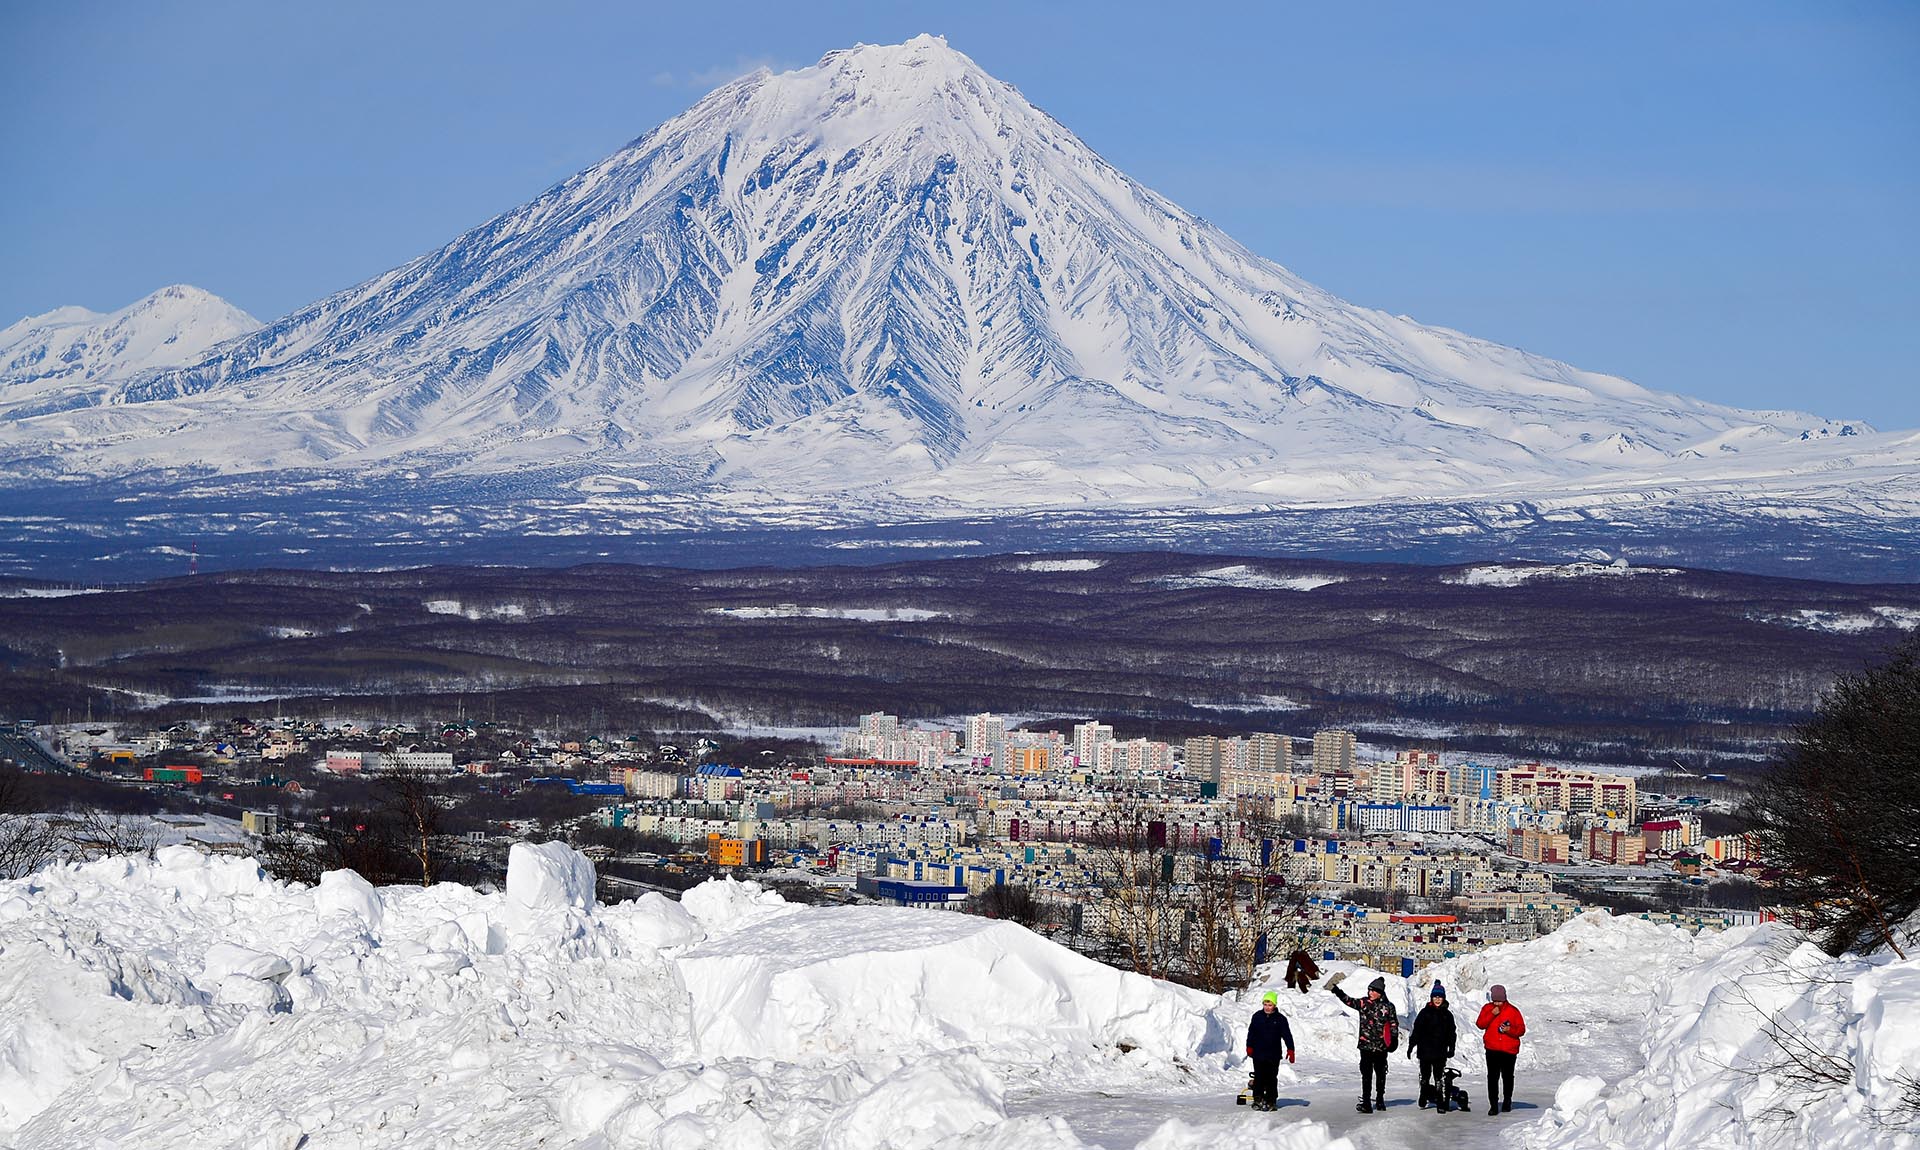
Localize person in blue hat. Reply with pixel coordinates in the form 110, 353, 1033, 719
1407, 981, 1459, 1111
1244, 990, 1296, 1111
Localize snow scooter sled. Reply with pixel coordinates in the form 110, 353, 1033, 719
1236, 1071, 1279, 1111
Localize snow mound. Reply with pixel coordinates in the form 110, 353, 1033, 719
505, 840, 596, 913
1525, 922, 1920, 1150
0, 855, 1268, 1148
677, 902, 1225, 1067
2, 848, 1903, 1150
1013, 558, 1106, 572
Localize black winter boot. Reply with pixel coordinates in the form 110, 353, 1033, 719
1375, 1094, 1386, 1113
1419, 1084, 1431, 1109
1357, 1098, 1373, 1114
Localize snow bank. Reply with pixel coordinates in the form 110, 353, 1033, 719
0, 852, 1288, 1149
676, 900, 1226, 1069
4, 848, 1902, 1150
1525, 923, 1920, 1150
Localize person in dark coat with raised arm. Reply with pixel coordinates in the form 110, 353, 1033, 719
1327, 971, 1399, 1113
1407, 981, 1458, 1111
1245, 990, 1296, 1111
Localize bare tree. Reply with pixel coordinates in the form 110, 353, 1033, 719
968, 883, 1045, 928
1082, 795, 1180, 980
61, 807, 161, 861
379, 768, 447, 887
0, 767, 58, 879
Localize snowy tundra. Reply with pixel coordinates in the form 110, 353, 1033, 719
0, 843, 1912, 1149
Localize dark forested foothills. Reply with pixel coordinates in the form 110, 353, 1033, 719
5, 552, 1913, 764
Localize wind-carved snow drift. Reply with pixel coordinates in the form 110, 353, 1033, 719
0, 36, 1909, 516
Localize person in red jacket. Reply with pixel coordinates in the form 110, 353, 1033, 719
1475, 984, 1526, 1115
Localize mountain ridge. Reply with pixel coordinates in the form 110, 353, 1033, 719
0, 36, 1907, 523
0, 284, 259, 406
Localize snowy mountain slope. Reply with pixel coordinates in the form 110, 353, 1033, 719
0, 285, 259, 409
0, 35, 1906, 518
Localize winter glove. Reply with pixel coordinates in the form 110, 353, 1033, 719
1498, 1021, 1512, 1035
1246, 1046, 1253, 1057
1286, 1049, 1295, 1063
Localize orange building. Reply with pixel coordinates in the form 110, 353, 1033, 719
706, 835, 767, 867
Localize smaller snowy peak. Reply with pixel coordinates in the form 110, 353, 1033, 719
0, 284, 260, 397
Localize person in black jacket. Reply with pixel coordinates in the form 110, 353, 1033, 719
1407, 981, 1458, 1112
1245, 990, 1296, 1111
1284, 947, 1320, 993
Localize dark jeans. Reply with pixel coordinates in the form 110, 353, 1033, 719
1252, 1058, 1280, 1105
1486, 1049, 1516, 1108
1419, 1055, 1448, 1098
1360, 1049, 1388, 1100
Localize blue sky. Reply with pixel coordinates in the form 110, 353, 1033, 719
2, 1, 1915, 426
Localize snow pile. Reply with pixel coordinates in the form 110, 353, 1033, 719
1012, 557, 1106, 572
1528, 924, 1920, 1150
676, 900, 1226, 1070
4, 846, 1904, 1149
0, 848, 1307, 1150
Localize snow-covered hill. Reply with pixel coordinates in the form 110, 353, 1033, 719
1, 844, 1909, 1149
0, 36, 1908, 524
0, 285, 259, 409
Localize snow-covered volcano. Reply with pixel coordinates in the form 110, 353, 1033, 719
0, 36, 1907, 517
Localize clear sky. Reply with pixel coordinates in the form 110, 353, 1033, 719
3, 1, 1916, 426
